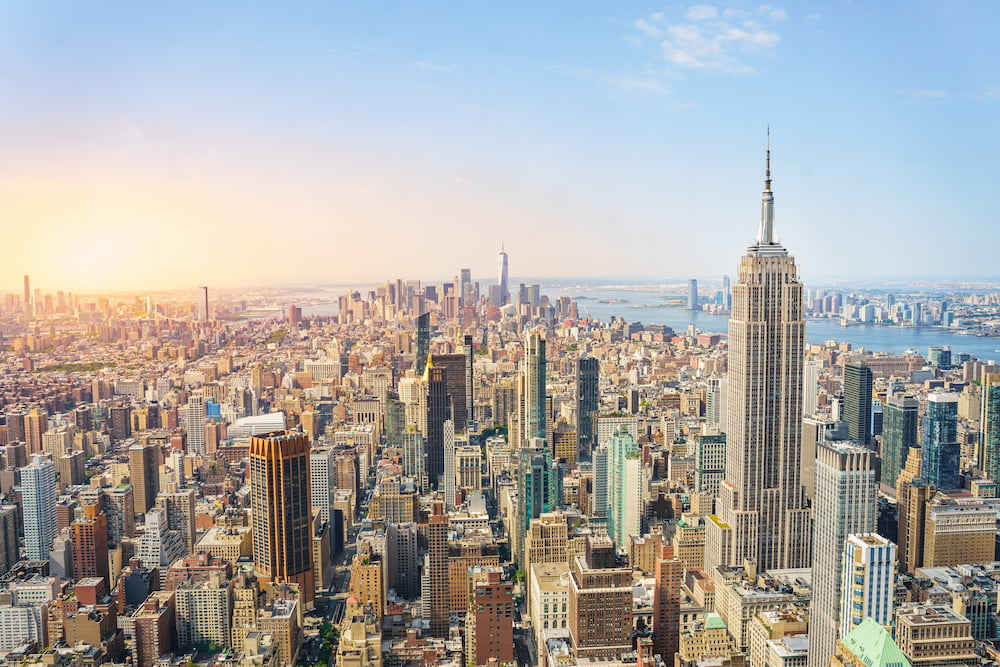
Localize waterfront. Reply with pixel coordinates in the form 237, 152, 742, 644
557, 286, 1000, 362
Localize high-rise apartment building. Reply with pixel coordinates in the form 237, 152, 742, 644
415, 312, 430, 377
249, 431, 314, 606
575, 356, 599, 462
607, 430, 645, 547
521, 331, 547, 444
0, 506, 18, 575
839, 534, 897, 639
652, 545, 682, 660
424, 363, 450, 488
21, 454, 57, 560
516, 441, 555, 565
979, 372, 1000, 482
896, 447, 933, 573
309, 446, 336, 525
843, 361, 873, 447
466, 569, 514, 666
71, 502, 110, 584
709, 142, 812, 572
881, 396, 918, 490
185, 392, 207, 456
921, 393, 960, 490
129, 443, 160, 514
497, 243, 509, 306
688, 279, 699, 310
424, 505, 449, 637
809, 442, 878, 667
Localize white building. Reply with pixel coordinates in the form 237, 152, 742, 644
840, 533, 897, 639
20, 455, 56, 561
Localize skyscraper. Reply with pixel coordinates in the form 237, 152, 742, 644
130, 443, 160, 514
443, 420, 457, 509
809, 442, 878, 667
843, 361, 873, 448
839, 534, 897, 639
881, 396, 918, 490
249, 431, 315, 606
424, 362, 450, 488
607, 430, 645, 546
652, 545, 683, 661
709, 139, 812, 572
521, 331, 547, 444
23, 275, 30, 318
185, 392, 207, 456
575, 356, 599, 462
802, 360, 821, 417
687, 279, 699, 310
497, 243, 509, 306
21, 454, 57, 560
198, 286, 209, 321
722, 274, 732, 310
415, 312, 430, 377
921, 393, 960, 490
979, 373, 1000, 483
516, 440, 554, 566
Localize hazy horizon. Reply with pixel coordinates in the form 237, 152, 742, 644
3, 2, 998, 291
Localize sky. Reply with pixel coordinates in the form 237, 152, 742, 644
1, 1, 998, 291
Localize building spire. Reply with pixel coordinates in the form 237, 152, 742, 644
756, 127, 776, 246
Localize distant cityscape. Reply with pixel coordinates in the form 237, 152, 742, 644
0, 152, 998, 667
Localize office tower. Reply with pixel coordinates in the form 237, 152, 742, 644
466, 569, 514, 666
517, 441, 554, 565
456, 445, 481, 491
830, 617, 908, 667
401, 431, 424, 483
415, 312, 430, 377
694, 432, 726, 502
921, 393, 960, 490
23, 275, 30, 317
185, 392, 207, 456
652, 545, 682, 660
592, 445, 609, 527
927, 345, 952, 369
349, 551, 386, 618
522, 331, 547, 443
843, 361, 873, 447
706, 377, 727, 428
24, 407, 47, 454
249, 431, 314, 606
688, 279, 699, 310
156, 488, 197, 552
575, 356, 599, 462
839, 534, 897, 640
0, 506, 18, 576
607, 430, 644, 546
568, 555, 632, 659
71, 502, 110, 584
198, 286, 209, 321
21, 454, 57, 560
424, 362, 449, 488
722, 274, 732, 310
809, 442, 878, 667
443, 420, 457, 509
384, 392, 405, 451
802, 360, 821, 417
462, 335, 474, 432
709, 141, 812, 572
424, 505, 449, 637
896, 447, 933, 573
895, 604, 977, 665
923, 493, 995, 567
129, 443, 160, 514
385, 522, 419, 599
430, 353, 468, 430
309, 446, 336, 524
979, 373, 1000, 482
881, 396, 918, 490
497, 243, 509, 306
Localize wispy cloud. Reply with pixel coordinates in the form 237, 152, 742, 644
897, 88, 951, 102
548, 65, 670, 96
632, 4, 784, 74
415, 61, 458, 73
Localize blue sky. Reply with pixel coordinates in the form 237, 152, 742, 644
1, 2, 997, 290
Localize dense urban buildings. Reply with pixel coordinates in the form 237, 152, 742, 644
3, 150, 1000, 667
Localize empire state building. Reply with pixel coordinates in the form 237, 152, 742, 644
706, 140, 812, 572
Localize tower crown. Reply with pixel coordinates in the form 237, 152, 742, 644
751, 128, 787, 256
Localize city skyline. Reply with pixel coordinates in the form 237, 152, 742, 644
2, 2, 999, 290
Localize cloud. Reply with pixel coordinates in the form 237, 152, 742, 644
634, 4, 783, 74
415, 61, 458, 73
897, 89, 950, 102
549, 65, 671, 96
686, 5, 718, 20
608, 77, 670, 95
